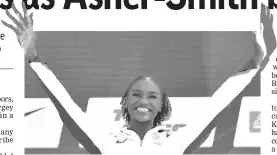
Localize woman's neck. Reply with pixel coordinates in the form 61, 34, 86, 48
129, 119, 154, 140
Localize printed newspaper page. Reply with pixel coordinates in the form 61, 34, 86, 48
0, 0, 277, 155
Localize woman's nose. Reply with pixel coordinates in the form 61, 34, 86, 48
139, 98, 149, 105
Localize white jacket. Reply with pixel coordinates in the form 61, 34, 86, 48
30, 62, 259, 155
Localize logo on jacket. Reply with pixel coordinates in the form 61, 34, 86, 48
113, 131, 130, 144
152, 130, 169, 146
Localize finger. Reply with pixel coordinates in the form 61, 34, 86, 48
6, 10, 24, 31
270, 13, 274, 24
12, 3, 24, 21
22, 1, 28, 19
11, 3, 26, 28
1, 20, 20, 35
21, 1, 29, 25
28, 12, 33, 26
266, 6, 270, 19
261, 3, 266, 19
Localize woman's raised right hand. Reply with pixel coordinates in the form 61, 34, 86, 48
1, 1, 39, 62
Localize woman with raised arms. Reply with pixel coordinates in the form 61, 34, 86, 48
2, 2, 276, 155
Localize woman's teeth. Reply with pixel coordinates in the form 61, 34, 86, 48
137, 107, 149, 112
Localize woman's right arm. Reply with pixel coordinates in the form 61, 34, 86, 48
30, 61, 104, 153
1, 2, 105, 153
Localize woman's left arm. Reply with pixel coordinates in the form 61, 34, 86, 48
169, 3, 276, 153
208, 2, 275, 124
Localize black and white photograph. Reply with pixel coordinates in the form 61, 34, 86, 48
0, 0, 277, 155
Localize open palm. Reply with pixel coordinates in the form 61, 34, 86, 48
1, 1, 38, 60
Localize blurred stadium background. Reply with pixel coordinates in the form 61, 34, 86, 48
24, 32, 261, 154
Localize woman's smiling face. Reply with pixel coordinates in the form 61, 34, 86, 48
126, 77, 162, 124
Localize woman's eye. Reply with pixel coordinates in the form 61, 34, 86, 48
149, 95, 157, 99
133, 93, 140, 97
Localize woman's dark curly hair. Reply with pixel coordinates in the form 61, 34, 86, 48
120, 76, 172, 127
